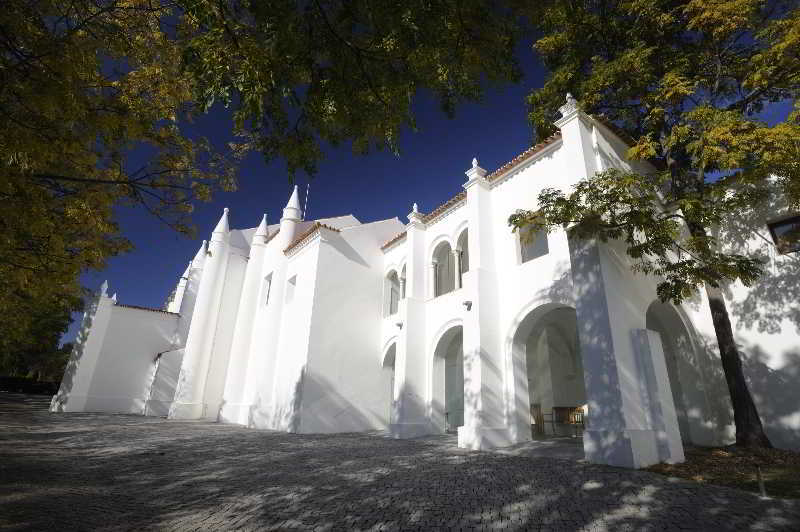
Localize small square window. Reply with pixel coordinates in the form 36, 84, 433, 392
768, 215, 800, 254
286, 275, 297, 303
520, 226, 549, 263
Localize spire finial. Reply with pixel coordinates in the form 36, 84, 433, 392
254, 213, 269, 243
282, 185, 302, 221
100, 280, 108, 297
412, 202, 419, 213
472, 157, 478, 168
213, 207, 230, 234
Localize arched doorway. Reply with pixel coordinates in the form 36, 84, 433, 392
382, 343, 396, 426
512, 305, 585, 438
646, 301, 695, 444
431, 325, 463, 433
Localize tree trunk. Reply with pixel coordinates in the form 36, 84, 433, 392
705, 283, 772, 448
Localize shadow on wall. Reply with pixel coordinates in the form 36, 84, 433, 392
50, 296, 97, 411
297, 370, 379, 433
713, 190, 800, 449
719, 192, 800, 335
248, 366, 309, 433
646, 302, 734, 447
741, 344, 800, 450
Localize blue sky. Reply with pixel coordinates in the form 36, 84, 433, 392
62, 44, 549, 344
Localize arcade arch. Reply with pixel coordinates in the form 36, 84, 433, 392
382, 342, 397, 425
432, 241, 456, 297
646, 301, 696, 444
431, 325, 464, 432
511, 304, 586, 437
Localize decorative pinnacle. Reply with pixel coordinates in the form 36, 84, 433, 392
213, 207, 230, 234
412, 203, 419, 213
472, 157, 478, 168
559, 92, 579, 118
254, 213, 269, 242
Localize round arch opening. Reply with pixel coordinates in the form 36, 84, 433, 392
431, 325, 464, 433
432, 241, 455, 297
646, 301, 694, 444
511, 305, 586, 438
382, 343, 397, 426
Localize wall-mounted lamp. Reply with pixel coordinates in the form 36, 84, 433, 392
396, 321, 403, 329
463, 300, 472, 311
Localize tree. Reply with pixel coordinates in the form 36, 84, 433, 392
0, 293, 78, 382
174, 0, 522, 177
510, 0, 800, 447
1, 1, 241, 355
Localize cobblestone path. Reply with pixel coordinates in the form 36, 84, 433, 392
1, 393, 799, 531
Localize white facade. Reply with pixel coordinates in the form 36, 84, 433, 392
52, 100, 800, 469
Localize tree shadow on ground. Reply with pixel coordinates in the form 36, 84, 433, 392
2, 396, 799, 531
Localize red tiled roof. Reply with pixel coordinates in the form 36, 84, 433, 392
381, 231, 407, 250
416, 132, 563, 228
116, 303, 179, 316
283, 222, 340, 254
422, 191, 467, 223
485, 132, 562, 182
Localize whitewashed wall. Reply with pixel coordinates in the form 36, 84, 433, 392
82, 305, 178, 413
301, 219, 404, 433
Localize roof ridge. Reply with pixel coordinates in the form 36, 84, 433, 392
283, 222, 340, 254
413, 133, 563, 229
116, 303, 179, 316
381, 230, 408, 250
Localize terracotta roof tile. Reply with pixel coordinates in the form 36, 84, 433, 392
283, 222, 340, 254
381, 231, 407, 250
116, 303, 179, 316
590, 115, 635, 146
422, 191, 467, 223
486, 132, 562, 182
417, 133, 563, 227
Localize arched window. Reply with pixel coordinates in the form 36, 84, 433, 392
432, 241, 455, 297
400, 264, 407, 299
456, 229, 469, 284
385, 271, 400, 316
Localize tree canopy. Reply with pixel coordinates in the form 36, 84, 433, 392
510, 0, 800, 447
176, 0, 522, 176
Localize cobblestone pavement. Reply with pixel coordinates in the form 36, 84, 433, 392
2, 393, 799, 531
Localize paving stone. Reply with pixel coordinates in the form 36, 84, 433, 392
1, 393, 799, 530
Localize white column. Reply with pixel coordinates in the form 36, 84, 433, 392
390, 206, 432, 439
452, 249, 462, 290
429, 260, 438, 298
220, 215, 269, 425
170, 208, 231, 420
458, 158, 510, 450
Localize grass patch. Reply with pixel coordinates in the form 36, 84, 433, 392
646, 445, 800, 499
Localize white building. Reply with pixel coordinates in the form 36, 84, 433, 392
52, 98, 800, 469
